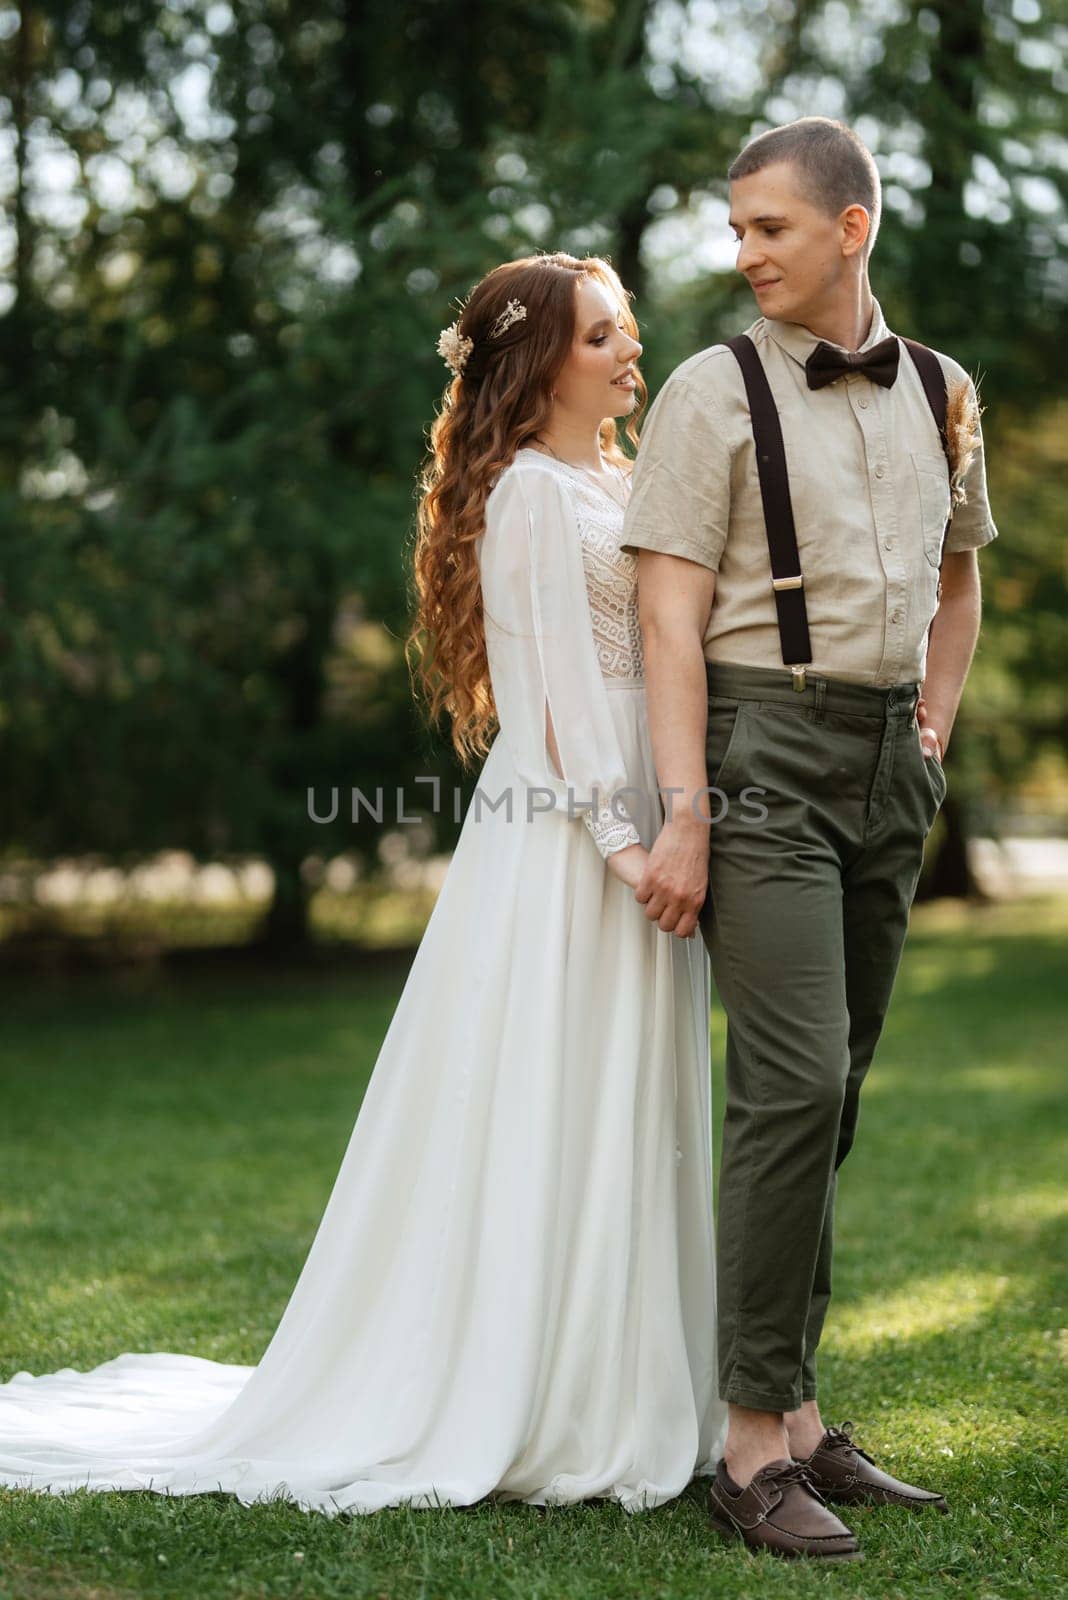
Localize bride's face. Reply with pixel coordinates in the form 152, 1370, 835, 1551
552, 276, 642, 423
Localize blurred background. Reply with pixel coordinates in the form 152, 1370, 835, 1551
1, 14, 1065, 1592
1, 0, 1066, 966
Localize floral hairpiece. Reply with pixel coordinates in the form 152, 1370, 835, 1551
437, 320, 474, 378
435, 297, 529, 379
489, 298, 528, 340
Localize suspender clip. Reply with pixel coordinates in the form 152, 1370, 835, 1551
791, 665, 807, 692
771, 574, 804, 591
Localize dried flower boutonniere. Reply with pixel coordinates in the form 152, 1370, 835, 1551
945, 375, 984, 510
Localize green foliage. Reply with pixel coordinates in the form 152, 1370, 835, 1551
0, 0, 1064, 944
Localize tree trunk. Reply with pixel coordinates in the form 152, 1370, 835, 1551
911, 0, 985, 896
12, 4, 33, 311
909, 0, 984, 340
917, 791, 982, 901
258, 853, 311, 951
608, 0, 651, 303
255, 570, 335, 953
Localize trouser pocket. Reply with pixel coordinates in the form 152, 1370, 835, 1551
706, 698, 748, 792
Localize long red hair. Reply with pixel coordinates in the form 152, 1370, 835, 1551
406, 252, 645, 767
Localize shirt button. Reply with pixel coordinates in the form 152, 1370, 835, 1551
891, 610, 902, 624
884, 538, 893, 550
859, 397, 869, 409
875, 464, 885, 478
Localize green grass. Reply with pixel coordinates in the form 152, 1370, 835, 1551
0, 897, 1065, 1600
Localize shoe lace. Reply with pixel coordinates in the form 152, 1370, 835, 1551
762, 1459, 828, 1503
822, 1420, 876, 1466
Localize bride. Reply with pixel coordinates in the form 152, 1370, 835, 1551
0, 251, 727, 1516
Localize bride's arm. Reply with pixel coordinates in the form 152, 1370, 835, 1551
480, 463, 650, 872
542, 704, 647, 885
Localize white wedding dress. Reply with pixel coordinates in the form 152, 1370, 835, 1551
0, 449, 726, 1516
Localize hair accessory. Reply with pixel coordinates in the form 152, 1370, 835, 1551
489, 298, 528, 340
437, 320, 474, 377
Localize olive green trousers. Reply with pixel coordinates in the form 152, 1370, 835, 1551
697, 661, 947, 1413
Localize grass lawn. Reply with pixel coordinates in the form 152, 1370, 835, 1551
0, 895, 1065, 1600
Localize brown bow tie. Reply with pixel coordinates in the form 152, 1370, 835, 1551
805, 334, 900, 391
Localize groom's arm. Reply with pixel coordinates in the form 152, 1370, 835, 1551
916, 549, 983, 758
632, 550, 717, 940
619, 359, 733, 938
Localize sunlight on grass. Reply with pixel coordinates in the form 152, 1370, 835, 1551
974, 1186, 1068, 1227
828, 1271, 1016, 1354
29, 1272, 216, 1319
901, 943, 998, 993
952, 1063, 1060, 1091
861, 1402, 1032, 1458
863, 1054, 1059, 1097
0, 1205, 35, 1228
908, 894, 1068, 941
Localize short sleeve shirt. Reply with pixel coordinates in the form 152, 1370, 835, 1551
620, 297, 999, 687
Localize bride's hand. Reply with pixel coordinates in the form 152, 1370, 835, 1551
605, 842, 650, 890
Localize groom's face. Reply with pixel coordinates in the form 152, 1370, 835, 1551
729, 160, 856, 325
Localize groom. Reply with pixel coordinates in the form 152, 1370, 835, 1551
621, 117, 998, 1562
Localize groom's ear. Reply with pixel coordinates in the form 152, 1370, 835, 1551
839, 203, 871, 259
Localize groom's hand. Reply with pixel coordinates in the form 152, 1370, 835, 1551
635, 819, 710, 939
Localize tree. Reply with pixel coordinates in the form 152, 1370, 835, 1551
1, 0, 1062, 948
0, 1, 672, 947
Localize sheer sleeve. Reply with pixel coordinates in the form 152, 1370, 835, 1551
478, 461, 643, 861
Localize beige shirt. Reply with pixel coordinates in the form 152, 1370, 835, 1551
621, 297, 999, 687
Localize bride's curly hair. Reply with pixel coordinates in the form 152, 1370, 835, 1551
406, 252, 645, 768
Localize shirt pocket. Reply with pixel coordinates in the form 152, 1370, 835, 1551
910, 450, 952, 568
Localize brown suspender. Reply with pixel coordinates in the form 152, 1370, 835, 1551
899, 336, 951, 466
898, 337, 954, 608
723, 335, 811, 690
723, 333, 951, 691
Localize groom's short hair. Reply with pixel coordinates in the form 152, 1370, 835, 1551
728, 117, 882, 257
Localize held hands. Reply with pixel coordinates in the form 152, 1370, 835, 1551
633, 822, 710, 940
616, 700, 943, 934
605, 841, 650, 891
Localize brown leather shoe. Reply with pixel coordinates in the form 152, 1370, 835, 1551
707, 1457, 862, 1561
799, 1422, 949, 1513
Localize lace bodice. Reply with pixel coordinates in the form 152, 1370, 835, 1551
515, 450, 644, 684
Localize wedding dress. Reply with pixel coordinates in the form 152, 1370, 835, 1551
0, 448, 727, 1516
